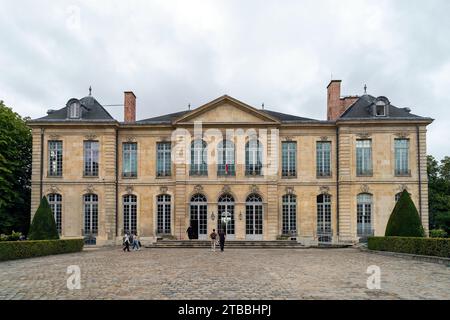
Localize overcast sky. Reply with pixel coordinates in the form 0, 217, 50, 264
0, 0, 448, 159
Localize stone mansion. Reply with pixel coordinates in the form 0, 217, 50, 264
28, 80, 433, 245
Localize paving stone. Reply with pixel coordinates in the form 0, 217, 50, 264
0, 247, 448, 299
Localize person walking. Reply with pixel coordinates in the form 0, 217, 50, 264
218, 229, 226, 252
132, 233, 140, 251
123, 233, 130, 252
209, 229, 217, 252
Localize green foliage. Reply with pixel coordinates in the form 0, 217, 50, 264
0, 101, 32, 234
434, 212, 450, 235
368, 236, 450, 258
0, 231, 23, 241
429, 229, 448, 238
0, 239, 84, 261
428, 156, 450, 232
385, 190, 424, 237
28, 197, 59, 240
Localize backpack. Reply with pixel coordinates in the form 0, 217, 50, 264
210, 232, 217, 240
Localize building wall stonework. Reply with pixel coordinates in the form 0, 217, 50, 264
28, 97, 432, 246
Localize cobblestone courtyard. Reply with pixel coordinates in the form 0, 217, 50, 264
0, 247, 448, 300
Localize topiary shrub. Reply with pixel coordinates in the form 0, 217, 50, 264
28, 197, 59, 240
385, 190, 424, 237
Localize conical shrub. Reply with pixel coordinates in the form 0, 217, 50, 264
385, 190, 424, 237
28, 197, 60, 240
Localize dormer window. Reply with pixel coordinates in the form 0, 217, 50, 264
374, 97, 390, 117
375, 102, 386, 116
67, 99, 81, 119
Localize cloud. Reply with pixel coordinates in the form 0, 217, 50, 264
0, 0, 448, 159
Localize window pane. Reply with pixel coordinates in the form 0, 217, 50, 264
84, 141, 99, 176
356, 140, 372, 176
316, 142, 331, 177
282, 142, 296, 177
48, 141, 63, 176
157, 142, 171, 176
123, 143, 137, 177
395, 139, 409, 175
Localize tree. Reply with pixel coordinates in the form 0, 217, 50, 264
0, 101, 32, 234
427, 155, 450, 234
385, 190, 424, 237
28, 197, 59, 240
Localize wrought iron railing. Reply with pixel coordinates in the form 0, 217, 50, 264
217, 164, 236, 176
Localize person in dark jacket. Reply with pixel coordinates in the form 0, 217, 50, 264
218, 229, 226, 252
186, 226, 193, 240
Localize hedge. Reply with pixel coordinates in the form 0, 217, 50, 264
0, 239, 84, 262
368, 236, 450, 258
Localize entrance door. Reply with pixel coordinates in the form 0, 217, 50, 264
190, 194, 208, 240
218, 194, 235, 240
245, 194, 263, 240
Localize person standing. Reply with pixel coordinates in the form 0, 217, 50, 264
123, 233, 130, 252
209, 229, 217, 252
218, 229, 226, 252
186, 225, 193, 240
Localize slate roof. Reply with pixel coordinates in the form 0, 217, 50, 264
29, 96, 116, 123
137, 108, 321, 124
338, 94, 431, 121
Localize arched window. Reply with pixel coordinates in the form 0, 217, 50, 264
357, 193, 373, 236
47, 193, 62, 234
123, 194, 137, 234
217, 140, 235, 176
218, 194, 235, 236
190, 194, 208, 239
282, 194, 297, 235
190, 139, 207, 175
245, 139, 263, 176
83, 194, 98, 235
317, 194, 332, 242
157, 194, 171, 234
246, 193, 263, 239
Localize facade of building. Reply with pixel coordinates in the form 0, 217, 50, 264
28, 80, 433, 245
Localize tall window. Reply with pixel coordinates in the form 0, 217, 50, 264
123, 194, 137, 234
356, 139, 372, 176
190, 194, 208, 239
395, 139, 409, 175
245, 139, 263, 176
357, 193, 373, 236
316, 141, 331, 177
123, 142, 137, 177
84, 141, 99, 176
218, 194, 235, 235
157, 194, 171, 234
156, 142, 171, 177
48, 140, 63, 176
246, 194, 263, 239
190, 139, 207, 175
282, 142, 297, 177
282, 194, 297, 235
47, 193, 62, 234
217, 140, 235, 176
317, 194, 332, 242
83, 194, 98, 235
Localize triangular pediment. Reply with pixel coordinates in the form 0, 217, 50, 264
174, 95, 280, 124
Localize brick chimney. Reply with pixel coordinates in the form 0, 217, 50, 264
327, 80, 358, 120
124, 91, 136, 122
